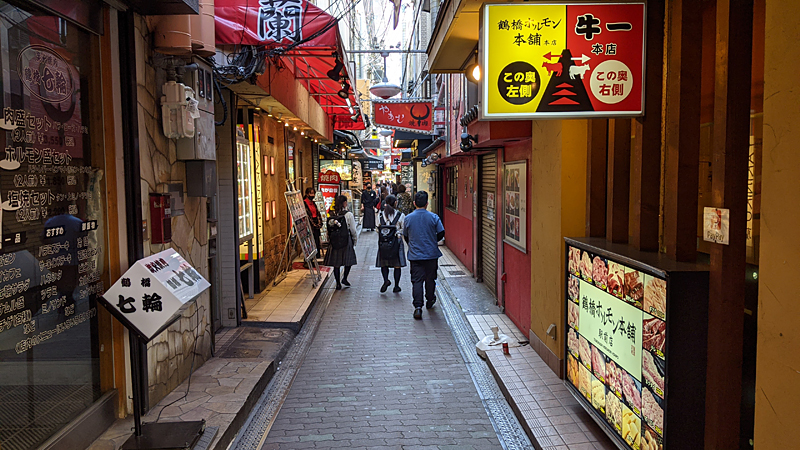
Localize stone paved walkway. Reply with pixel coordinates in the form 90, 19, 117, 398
261, 232, 503, 450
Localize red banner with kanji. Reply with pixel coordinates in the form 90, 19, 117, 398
373, 101, 434, 134
215, 0, 338, 47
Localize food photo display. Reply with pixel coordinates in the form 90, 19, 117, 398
565, 244, 668, 450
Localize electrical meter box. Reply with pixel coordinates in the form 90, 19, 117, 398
186, 160, 217, 197
177, 57, 215, 160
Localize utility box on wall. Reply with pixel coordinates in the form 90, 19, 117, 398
177, 57, 215, 160
150, 193, 172, 244
186, 160, 217, 197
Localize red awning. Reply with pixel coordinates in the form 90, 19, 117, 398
215, 0, 366, 131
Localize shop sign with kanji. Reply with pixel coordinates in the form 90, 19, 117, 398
482, 2, 645, 119
373, 101, 434, 133
102, 249, 210, 341
318, 170, 341, 184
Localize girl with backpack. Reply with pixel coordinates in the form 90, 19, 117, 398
375, 195, 406, 293
324, 195, 358, 290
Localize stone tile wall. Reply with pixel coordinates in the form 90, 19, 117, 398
134, 15, 213, 407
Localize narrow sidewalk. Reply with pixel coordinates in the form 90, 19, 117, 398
436, 246, 616, 450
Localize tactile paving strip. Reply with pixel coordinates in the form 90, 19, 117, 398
229, 280, 335, 450
436, 271, 535, 450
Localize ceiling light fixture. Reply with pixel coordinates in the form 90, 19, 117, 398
276, 113, 283, 122
369, 52, 402, 99
285, 122, 289, 127
267, 106, 273, 117
293, 126, 298, 131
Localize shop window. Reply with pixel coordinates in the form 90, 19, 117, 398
236, 129, 254, 240
446, 166, 458, 211
0, 4, 108, 449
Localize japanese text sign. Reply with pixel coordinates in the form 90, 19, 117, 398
482, 3, 645, 119
215, 0, 336, 48
565, 243, 667, 449
374, 101, 434, 133
318, 170, 341, 184
103, 249, 210, 341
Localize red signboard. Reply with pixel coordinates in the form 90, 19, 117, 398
215, 0, 337, 48
318, 170, 341, 184
374, 101, 434, 134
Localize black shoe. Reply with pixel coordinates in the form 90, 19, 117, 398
380, 280, 391, 293
393, 286, 402, 293
426, 299, 436, 309
342, 279, 350, 287
336, 283, 342, 290
413, 308, 423, 320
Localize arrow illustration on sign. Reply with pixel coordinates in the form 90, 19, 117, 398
571, 54, 591, 64
543, 51, 565, 61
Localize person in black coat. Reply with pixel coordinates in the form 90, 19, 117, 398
360, 183, 378, 231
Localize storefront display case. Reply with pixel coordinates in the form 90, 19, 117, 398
563, 238, 709, 450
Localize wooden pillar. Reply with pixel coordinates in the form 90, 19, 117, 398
663, 0, 702, 262
631, 0, 664, 252
585, 119, 607, 237
705, 0, 753, 446
606, 119, 631, 243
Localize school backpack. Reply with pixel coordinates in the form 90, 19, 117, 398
327, 215, 349, 250
378, 213, 402, 257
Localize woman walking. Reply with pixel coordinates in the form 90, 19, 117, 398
324, 195, 358, 290
375, 195, 407, 293
396, 184, 414, 215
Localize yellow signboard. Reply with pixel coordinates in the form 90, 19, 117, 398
482, 3, 645, 119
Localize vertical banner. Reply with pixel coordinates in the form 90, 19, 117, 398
483, 2, 645, 119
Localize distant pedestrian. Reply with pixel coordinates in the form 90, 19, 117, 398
376, 195, 406, 293
360, 183, 378, 231
303, 188, 323, 258
396, 184, 414, 215
324, 195, 358, 290
379, 185, 388, 212
403, 191, 444, 320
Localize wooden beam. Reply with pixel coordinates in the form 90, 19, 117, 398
631, 0, 665, 252
663, 0, 702, 262
606, 118, 631, 243
705, 0, 753, 446
586, 119, 607, 237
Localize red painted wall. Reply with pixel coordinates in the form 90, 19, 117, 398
500, 141, 532, 338
443, 158, 474, 272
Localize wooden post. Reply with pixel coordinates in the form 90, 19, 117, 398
705, 0, 753, 447
663, 0, 702, 262
586, 119, 607, 237
631, 0, 664, 252
606, 118, 631, 243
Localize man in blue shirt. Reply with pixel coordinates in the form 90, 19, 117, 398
403, 191, 445, 320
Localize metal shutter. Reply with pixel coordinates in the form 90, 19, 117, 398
480, 153, 497, 298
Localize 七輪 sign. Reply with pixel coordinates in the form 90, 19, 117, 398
482, 2, 645, 119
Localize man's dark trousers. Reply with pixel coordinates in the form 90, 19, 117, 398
410, 259, 438, 308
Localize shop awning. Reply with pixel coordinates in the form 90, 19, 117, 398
215, 0, 366, 130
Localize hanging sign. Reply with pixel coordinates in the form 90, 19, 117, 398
482, 2, 645, 119
318, 170, 341, 185
363, 159, 385, 171
102, 249, 210, 342
374, 100, 435, 133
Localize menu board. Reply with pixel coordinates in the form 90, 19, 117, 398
285, 191, 316, 260
565, 244, 666, 450
320, 159, 352, 181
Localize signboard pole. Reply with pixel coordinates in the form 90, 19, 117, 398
97, 249, 212, 449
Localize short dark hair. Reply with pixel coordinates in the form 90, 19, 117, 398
305, 187, 315, 196
414, 191, 428, 208
397, 184, 406, 193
